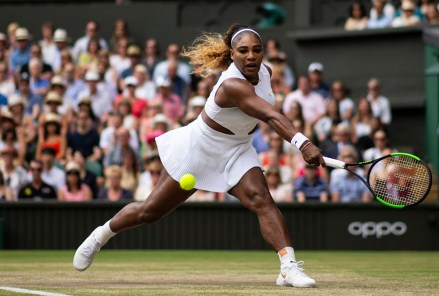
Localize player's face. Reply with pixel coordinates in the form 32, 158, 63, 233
231, 33, 263, 82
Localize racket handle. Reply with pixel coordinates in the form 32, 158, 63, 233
323, 157, 346, 169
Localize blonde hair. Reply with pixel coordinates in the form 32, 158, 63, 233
181, 24, 259, 77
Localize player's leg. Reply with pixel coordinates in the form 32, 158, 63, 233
73, 169, 195, 271
228, 167, 315, 288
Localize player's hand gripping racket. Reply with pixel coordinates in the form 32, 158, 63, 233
323, 152, 432, 208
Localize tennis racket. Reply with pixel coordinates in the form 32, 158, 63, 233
323, 152, 432, 208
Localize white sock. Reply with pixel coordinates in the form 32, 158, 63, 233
94, 220, 116, 245
278, 247, 296, 268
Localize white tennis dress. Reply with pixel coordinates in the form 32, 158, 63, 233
156, 62, 275, 192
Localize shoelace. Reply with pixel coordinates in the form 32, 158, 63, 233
283, 260, 307, 276
82, 234, 102, 257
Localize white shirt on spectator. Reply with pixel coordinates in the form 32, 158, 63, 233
100, 126, 139, 152
339, 97, 354, 120
283, 90, 326, 123
0, 79, 16, 97
28, 166, 66, 190
367, 94, 391, 125
135, 81, 157, 101
1, 165, 27, 199
76, 85, 114, 118
153, 60, 192, 85
110, 54, 131, 75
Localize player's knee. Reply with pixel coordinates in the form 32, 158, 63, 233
137, 206, 162, 224
243, 187, 272, 213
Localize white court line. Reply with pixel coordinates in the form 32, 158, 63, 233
0, 286, 71, 296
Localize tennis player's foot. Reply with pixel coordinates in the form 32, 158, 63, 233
276, 260, 316, 288
73, 228, 103, 271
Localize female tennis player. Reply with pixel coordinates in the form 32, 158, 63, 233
74, 24, 325, 288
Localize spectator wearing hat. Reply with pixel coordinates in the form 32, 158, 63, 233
76, 70, 113, 118
392, 0, 421, 27
0, 144, 27, 199
308, 62, 330, 99
16, 72, 43, 121
9, 27, 31, 72
98, 165, 133, 201
120, 45, 144, 80
52, 29, 72, 72
18, 159, 57, 200
114, 76, 147, 118
152, 76, 185, 124
7, 93, 37, 145
34, 146, 66, 190
133, 64, 156, 101
48, 75, 74, 116
0, 61, 16, 98
188, 95, 206, 116
20, 43, 53, 79
294, 164, 328, 203
58, 161, 92, 201
100, 112, 139, 154
0, 109, 18, 137
143, 38, 161, 78
36, 112, 66, 160
72, 21, 108, 62
110, 37, 131, 75
153, 43, 191, 86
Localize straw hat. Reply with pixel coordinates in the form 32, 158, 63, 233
45, 91, 63, 105
44, 112, 61, 125
15, 27, 31, 41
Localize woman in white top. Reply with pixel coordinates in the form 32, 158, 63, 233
74, 24, 324, 288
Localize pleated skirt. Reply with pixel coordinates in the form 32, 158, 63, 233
156, 117, 262, 192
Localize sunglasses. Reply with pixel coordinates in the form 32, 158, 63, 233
150, 170, 161, 176
30, 167, 42, 172
266, 172, 279, 177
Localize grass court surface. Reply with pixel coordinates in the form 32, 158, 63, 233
0, 250, 438, 295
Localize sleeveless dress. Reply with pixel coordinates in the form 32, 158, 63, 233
156, 62, 275, 192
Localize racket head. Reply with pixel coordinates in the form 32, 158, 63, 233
367, 152, 432, 208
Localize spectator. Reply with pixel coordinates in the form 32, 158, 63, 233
329, 145, 372, 203
120, 45, 143, 80
138, 99, 164, 146
16, 72, 43, 121
323, 122, 355, 161
28, 58, 50, 97
370, 0, 396, 19
120, 147, 140, 193
0, 33, 8, 64
115, 76, 147, 118
350, 98, 374, 145
52, 29, 72, 73
308, 62, 330, 99
98, 165, 133, 201
133, 64, 156, 101
104, 127, 140, 168
77, 37, 101, 71
67, 110, 101, 161
48, 76, 74, 116
259, 131, 293, 183
97, 50, 118, 96
314, 98, 341, 144
110, 37, 131, 75
363, 128, 395, 160
392, 0, 421, 27
252, 121, 271, 154
57, 50, 74, 76
76, 70, 113, 118
264, 38, 295, 90
264, 165, 293, 202
20, 42, 53, 79
0, 61, 15, 97
110, 19, 132, 53
0, 128, 26, 162
153, 76, 185, 124
167, 59, 190, 104
153, 43, 191, 85
37, 147, 65, 190
115, 99, 137, 130
7, 93, 37, 146
58, 161, 92, 201
330, 80, 354, 122
143, 38, 161, 78
36, 112, 66, 160
187, 95, 206, 117
0, 170, 14, 201
9, 27, 31, 72
72, 150, 98, 198
368, 0, 393, 28
283, 75, 326, 126
138, 152, 160, 187
345, 1, 369, 30
0, 145, 27, 199
6, 22, 20, 54
100, 112, 139, 154
294, 164, 328, 203
62, 62, 85, 103
366, 78, 391, 125
39, 22, 56, 69
18, 159, 57, 200
72, 21, 108, 62
425, 1, 439, 24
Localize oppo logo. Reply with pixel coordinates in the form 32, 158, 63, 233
348, 221, 407, 238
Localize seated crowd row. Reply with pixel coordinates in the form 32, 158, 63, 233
0, 19, 395, 203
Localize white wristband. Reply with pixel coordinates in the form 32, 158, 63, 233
291, 132, 308, 149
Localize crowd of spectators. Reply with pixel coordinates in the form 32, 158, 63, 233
0, 14, 399, 204
344, 0, 439, 30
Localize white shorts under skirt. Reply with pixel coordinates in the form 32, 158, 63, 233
156, 117, 262, 192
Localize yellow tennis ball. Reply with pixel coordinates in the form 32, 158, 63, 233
180, 174, 196, 191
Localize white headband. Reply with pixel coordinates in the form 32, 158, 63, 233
230, 28, 261, 46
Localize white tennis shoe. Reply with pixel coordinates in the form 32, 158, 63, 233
73, 228, 103, 271
276, 260, 316, 288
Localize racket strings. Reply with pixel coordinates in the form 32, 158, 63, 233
369, 155, 430, 206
